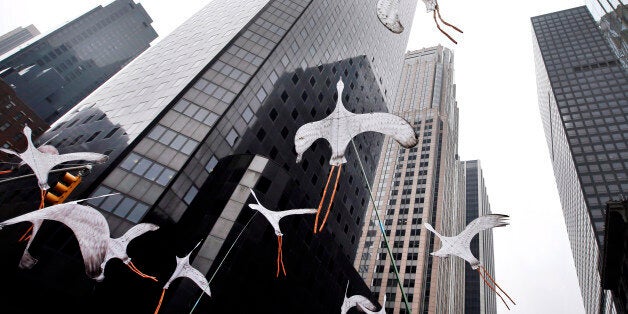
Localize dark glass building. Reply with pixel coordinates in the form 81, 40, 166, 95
0, 78, 48, 150
0, 25, 40, 56
0, 0, 157, 123
0, 0, 419, 312
462, 160, 496, 314
532, 6, 628, 313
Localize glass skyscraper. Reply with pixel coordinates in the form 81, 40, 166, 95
462, 160, 496, 314
0, 0, 420, 312
532, 6, 627, 313
0, 25, 40, 56
585, 0, 626, 68
0, 0, 157, 123
354, 46, 466, 314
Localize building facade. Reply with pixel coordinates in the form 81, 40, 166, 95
0, 0, 157, 123
0, 25, 40, 56
0, 0, 420, 312
354, 46, 465, 313
0, 78, 48, 151
462, 160, 496, 314
585, 0, 627, 69
532, 6, 628, 313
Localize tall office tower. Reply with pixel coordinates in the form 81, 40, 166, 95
585, 1, 627, 68
0, 0, 157, 123
354, 46, 464, 314
532, 6, 628, 313
0, 25, 40, 56
0, 78, 48, 150
462, 160, 496, 314
0, 0, 419, 312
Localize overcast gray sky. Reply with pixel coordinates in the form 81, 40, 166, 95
0, 0, 587, 313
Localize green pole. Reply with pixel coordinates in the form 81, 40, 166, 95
351, 139, 412, 314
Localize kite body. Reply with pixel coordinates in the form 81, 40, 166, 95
294, 79, 417, 166
0, 125, 108, 190
424, 214, 515, 309
357, 295, 387, 314
340, 282, 377, 314
376, 0, 404, 34
423, 0, 437, 12
0, 203, 109, 279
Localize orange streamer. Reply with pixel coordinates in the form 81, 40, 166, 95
433, 10, 457, 44
0, 169, 12, 175
435, 5, 463, 33
128, 261, 158, 282
314, 165, 336, 233
154, 289, 166, 314
19, 225, 33, 242
39, 189, 45, 209
318, 164, 342, 233
276, 236, 286, 277
481, 266, 515, 305
477, 268, 510, 311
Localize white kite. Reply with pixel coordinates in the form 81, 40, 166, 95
294, 78, 417, 233
0, 125, 108, 208
154, 242, 211, 314
0, 201, 158, 282
248, 188, 317, 277
340, 282, 378, 314
357, 295, 387, 314
376, 0, 404, 34
424, 214, 515, 309
422, 0, 463, 44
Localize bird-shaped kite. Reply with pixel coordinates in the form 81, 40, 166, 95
0, 201, 158, 282
294, 78, 417, 233
96, 222, 160, 282
340, 282, 378, 314
422, 0, 463, 44
424, 214, 515, 310
0, 125, 108, 209
247, 188, 317, 277
376, 0, 404, 34
154, 242, 211, 314
357, 295, 387, 314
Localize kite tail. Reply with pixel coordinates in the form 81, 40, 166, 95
435, 4, 463, 33
314, 165, 336, 233
39, 189, 46, 209
128, 261, 158, 282
276, 236, 286, 277
0, 169, 12, 174
477, 268, 510, 310
481, 266, 515, 305
154, 289, 166, 314
318, 164, 342, 233
433, 10, 458, 44
18, 225, 33, 242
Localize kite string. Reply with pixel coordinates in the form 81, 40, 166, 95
350, 138, 412, 314
188, 211, 258, 314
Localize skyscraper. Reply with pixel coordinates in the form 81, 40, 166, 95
354, 46, 465, 313
532, 6, 628, 313
0, 25, 40, 56
0, 0, 157, 123
0, 0, 420, 312
462, 160, 496, 314
585, 0, 626, 68
0, 78, 48, 151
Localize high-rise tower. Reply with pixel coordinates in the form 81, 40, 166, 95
0, 0, 157, 123
0, 0, 419, 312
532, 6, 628, 313
0, 25, 40, 56
354, 46, 465, 314
462, 160, 496, 314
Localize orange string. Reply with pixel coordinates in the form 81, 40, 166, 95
128, 261, 158, 282
39, 189, 45, 209
318, 164, 342, 233
19, 225, 33, 242
435, 5, 463, 33
477, 268, 510, 311
276, 236, 287, 277
481, 266, 515, 305
154, 289, 166, 314
314, 165, 336, 233
0, 169, 12, 174
433, 10, 457, 44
